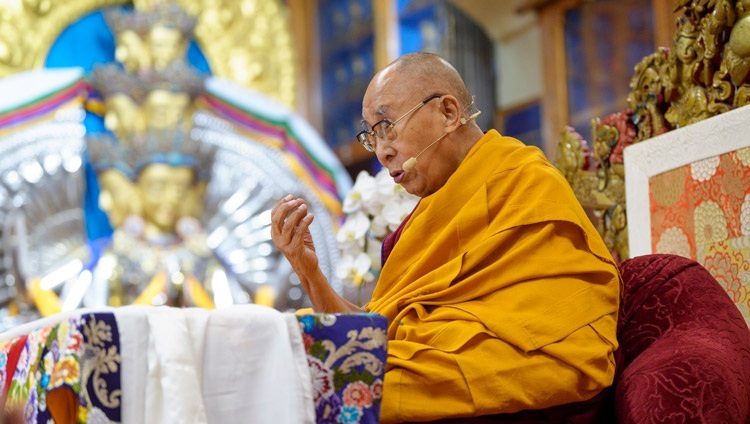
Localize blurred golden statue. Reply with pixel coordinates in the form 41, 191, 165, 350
104, 3, 196, 74
28, 3, 247, 314
86, 127, 223, 309
0, 1, 349, 323
86, 2, 226, 308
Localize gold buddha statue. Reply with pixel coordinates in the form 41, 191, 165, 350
105, 7, 151, 74
141, 61, 204, 132
28, 124, 232, 313
2, 1, 339, 320
27, 4, 243, 313
85, 51, 228, 308
90, 64, 147, 142
104, 3, 196, 74
86, 128, 227, 309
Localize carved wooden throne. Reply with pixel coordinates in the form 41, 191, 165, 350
556, 0, 750, 325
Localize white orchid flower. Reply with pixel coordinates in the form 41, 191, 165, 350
370, 213, 389, 238
381, 202, 405, 229
382, 196, 418, 230
364, 234, 383, 272
363, 271, 376, 284
337, 236, 365, 257
343, 171, 377, 213
336, 210, 370, 245
335, 252, 372, 287
336, 168, 420, 291
375, 168, 397, 196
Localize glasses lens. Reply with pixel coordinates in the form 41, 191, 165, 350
356, 131, 375, 152
372, 120, 393, 141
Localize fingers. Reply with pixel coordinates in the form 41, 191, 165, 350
281, 202, 307, 236
271, 195, 313, 247
272, 195, 300, 235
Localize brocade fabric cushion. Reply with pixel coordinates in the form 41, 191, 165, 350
615, 254, 750, 423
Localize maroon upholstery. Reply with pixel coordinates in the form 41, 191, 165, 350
614, 254, 750, 423
417, 254, 750, 423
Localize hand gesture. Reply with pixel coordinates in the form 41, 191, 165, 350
271, 195, 319, 277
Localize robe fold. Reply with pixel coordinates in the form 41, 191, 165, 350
366, 130, 621, 423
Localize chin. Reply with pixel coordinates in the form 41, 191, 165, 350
402, 184, 425, 198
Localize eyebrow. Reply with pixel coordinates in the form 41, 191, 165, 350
375, 105, 389, 116
361, 104, 391, 128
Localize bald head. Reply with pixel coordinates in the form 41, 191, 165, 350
361, 53, 485, 198
371, 53, 473, 113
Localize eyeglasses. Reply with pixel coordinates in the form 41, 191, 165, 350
356, 94, 443, 152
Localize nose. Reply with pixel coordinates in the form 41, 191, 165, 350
374, 140, 396, 166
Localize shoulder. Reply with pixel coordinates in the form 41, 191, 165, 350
476, 131, 553, 176
485, 145, 568, 198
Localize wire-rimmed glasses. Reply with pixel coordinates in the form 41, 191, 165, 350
356, 94, 443, 152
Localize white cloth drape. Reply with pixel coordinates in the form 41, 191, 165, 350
116, 305, 315, 424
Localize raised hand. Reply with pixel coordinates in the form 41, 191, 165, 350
270, 195, 319, 277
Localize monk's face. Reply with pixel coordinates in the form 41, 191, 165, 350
362, 68, 459, 198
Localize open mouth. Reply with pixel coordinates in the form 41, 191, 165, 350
391, 170, 405, 184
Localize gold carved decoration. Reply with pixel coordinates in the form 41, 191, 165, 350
556, 0, 750, 262
628, 0, 750, 134
0, 0, 127, 74
557, 113, 631, 263
164, 0, 296, 107
0, 0, 296, 107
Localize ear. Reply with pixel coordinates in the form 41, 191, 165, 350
439, 95, 462, 131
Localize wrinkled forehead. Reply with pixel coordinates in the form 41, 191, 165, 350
361, 95, 398, 125
362, 67, 417, 122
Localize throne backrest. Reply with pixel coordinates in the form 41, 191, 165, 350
556, 0, 750, 326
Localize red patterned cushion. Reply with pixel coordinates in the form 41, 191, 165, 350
615, 254, 750, 423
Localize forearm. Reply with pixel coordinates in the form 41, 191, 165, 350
299, 267, 363, 313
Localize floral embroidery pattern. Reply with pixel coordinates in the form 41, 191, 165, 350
742, 194, 750, 236
690, 156, 720, 181
693, 200, 729, 246
703, 251, 746, 302
650, 149, 750, 325
1, 312, 386, 423
0, 313, 122, 423
299, 313, 388, 424
737, 146, 750, 167
309, 356, 335, 403
651, 166, 686, 207
703, 244, 750, 319
655, 227, 692, 258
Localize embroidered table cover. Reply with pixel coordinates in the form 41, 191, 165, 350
0, 313, 121, 423
0, 309, 388, 424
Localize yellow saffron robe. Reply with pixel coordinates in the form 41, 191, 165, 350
366, 130, 621, 423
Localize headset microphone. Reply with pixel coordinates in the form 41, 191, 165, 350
402, 134, 446, 172
460, 110, 482, 125
403, 110, 482, 173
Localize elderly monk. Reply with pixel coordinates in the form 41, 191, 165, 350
271, 52, 621, 423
